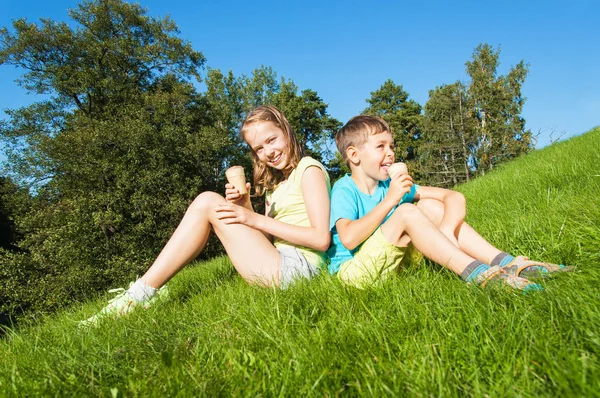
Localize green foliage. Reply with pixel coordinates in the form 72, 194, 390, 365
465, 44, 532, 173
0, 176, 28, 250
0, 0, 214, 317
326, 151, 351, 183
363, 79, 424, 178
421, 82, 474, 187
420, 44, 533, 186
1, 128, 599, 396
0, 1, 340, 320
274, 87, 341, 163
0, 0, 204, 105
0, 83, 234, 316
238, 66, 341, 163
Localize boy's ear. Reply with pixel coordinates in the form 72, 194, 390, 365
346, 146, 360, 165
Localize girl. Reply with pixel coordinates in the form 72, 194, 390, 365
81, 105, 331, 326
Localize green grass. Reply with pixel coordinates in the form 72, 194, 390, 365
1, 128, 599, 397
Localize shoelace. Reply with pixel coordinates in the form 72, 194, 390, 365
105, 287, 130, 304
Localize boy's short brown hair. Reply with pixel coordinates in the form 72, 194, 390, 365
335, 115, 391, 167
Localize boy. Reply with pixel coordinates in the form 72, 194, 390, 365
327, 115, 570, 290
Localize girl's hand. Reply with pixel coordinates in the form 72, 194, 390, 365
225, 182, 251, 205
215, 202, 259, 228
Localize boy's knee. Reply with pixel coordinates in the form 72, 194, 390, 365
393, 203, 421, 222
417, 199, 444, 225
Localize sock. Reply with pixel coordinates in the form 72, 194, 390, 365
461, 260, 492, 283
127, 279, 157, 302
490, 252, 514, 267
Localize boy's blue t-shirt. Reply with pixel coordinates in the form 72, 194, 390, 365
326, 174, 418, 274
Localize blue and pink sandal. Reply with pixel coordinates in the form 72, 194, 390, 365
475, 265, 543, 293
502, 256, 574, 279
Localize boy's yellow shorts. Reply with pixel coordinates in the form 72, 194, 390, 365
337, 227, 420, 289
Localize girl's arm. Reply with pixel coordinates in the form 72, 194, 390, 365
261, 197, 274, 242
215, 166, 330, 252
256, 166, 330, 251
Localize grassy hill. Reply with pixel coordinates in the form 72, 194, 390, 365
1, 128, 599, 397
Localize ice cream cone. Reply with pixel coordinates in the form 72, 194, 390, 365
225, 166, 247, 195
388, 162, 408, 178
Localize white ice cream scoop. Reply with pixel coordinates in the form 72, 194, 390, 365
388, 162, 408, 178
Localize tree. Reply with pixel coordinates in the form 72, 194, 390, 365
465, 44, 532, 174
273, 86, 341, 163
422, 82, 474, 187
419, 44, 533, 187
363, 80, 424, 179
220, 65, 341, 165
0, 176, 29, 250
0, 2, 340, 318
203, 65, 341, 176
0, 0, 203, 116
0, 0, 219, 316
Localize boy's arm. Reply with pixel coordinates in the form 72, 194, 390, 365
335, 196, 397, 250
336, 173, 414, 251
414, 185, 466, 238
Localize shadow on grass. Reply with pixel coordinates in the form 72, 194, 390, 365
0, 312, 16, 338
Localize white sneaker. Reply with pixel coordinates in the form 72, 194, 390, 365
79, 283, 168, 327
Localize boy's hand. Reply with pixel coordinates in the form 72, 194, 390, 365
387, 173, 413, 204
225, 182, 251, 206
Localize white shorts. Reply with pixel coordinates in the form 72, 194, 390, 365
278, 246, 320, 288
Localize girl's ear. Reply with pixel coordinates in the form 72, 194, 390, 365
346, 146, 360, 165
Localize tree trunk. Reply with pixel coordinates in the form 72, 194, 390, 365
458, 94, 470, 181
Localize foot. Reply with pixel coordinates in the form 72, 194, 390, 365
474, 265, 543, 293
503, 256, 574, 278
79, 283, 168, 327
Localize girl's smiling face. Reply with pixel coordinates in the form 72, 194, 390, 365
244, 121, 290, 171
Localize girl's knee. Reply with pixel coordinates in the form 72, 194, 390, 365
190, 191, 225, 213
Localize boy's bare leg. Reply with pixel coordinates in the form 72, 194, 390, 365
381, 203, 475, 275
417, 198, 502, 264
377, 202, 542, 292
141, 192, 280, 288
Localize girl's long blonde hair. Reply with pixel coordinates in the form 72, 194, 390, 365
240, 105, 304, 196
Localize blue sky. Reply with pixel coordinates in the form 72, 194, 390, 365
1, 0, 598, 149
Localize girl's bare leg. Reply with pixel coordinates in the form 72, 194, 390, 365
141, 192, 280, 288
380, 204, 475, 275
417, 198, 502, 264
